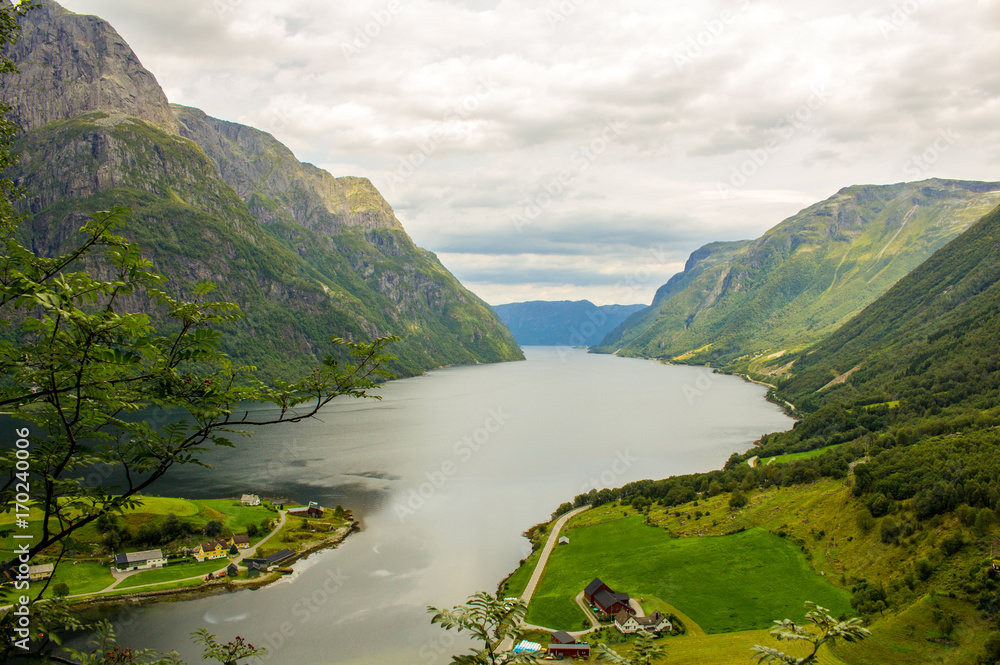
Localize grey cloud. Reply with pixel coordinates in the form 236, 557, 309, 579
57, 0, 1000, 304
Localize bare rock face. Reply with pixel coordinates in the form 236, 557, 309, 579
0, 0, 177, 133
173, 105, 403, 234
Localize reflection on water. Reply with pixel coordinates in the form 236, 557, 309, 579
68, 348, 793, 663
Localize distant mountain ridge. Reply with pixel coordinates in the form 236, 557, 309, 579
493, 300, 645, 346
2, 0, 523, 378
597, 179, 1000, 368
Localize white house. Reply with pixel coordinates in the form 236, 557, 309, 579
113, 549, 168, 572
241, 494, 261, 506
614, 610, 672, 635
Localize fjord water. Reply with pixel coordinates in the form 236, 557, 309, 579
110, 348, 792, 663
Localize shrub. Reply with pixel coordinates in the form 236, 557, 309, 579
940, 532, 966, 556
867, 493, 893, 517
915, 558, 934, 581
880, 516, 901, 545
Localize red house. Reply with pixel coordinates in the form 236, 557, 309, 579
549, 643, 591, 659
583, 577, 634, 616
583, 578, 610, 604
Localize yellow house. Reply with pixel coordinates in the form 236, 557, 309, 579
195, 540, 227, 562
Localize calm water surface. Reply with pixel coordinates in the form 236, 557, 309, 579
102, 348, 793, 663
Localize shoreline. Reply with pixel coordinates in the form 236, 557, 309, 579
68, 521, 360, 611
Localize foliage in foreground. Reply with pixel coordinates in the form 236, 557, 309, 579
596, 631, 665, 664
752, 602, 870, 664
428, 592, 541, 664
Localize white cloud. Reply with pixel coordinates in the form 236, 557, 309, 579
58, 0, 1000, 304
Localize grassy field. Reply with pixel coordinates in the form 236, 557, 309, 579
525, 516, 851, 632
55, 561, 117, 595
103, 578, 205, 596
125, 497, 200, 517
759, 443, 844, 465
116, 559, 227, 589
510, 479, 994, 663
262, 508, 351, 554
500, 548, 542, 598
196, 499, 275, 532
829, 594, 991, 664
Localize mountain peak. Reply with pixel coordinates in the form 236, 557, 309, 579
1, 0, 177, 133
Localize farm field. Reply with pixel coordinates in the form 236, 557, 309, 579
513, 479, 993, 664
525, 515, 851, 632
116, 559, 228, 589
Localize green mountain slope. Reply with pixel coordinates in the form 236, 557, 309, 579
2, 1, 522, 378
597, 180, 1000, 366
777, 202, 1000, 414
730, 201, 1000, 484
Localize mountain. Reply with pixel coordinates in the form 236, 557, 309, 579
1, 0, 522, 379
731, 201, 1000, 467
596, 180, 1000, 368
492, 300, 646, 346
775, 202, 1000, 414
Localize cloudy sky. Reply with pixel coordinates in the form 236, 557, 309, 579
58, 0, 1000, 305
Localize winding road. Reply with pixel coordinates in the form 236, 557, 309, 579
499, 505, 590, 651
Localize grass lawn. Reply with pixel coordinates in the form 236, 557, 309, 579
116, 559, 227, 589
526, 516, 851, 633
760, 443, 843, 465
125, 497, 200, 517
196, 499, 277, 532
500, 548, 542, 599
654, 628, 823, 665
104, 578, 205, 596
55, 561, 117, 595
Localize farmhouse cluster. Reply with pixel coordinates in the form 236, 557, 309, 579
106, 495, 322, 580
516, 577, 673, 660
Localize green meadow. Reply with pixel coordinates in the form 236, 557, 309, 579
526, 515, 851, 632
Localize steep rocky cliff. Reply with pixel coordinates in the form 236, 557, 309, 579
2, 0, 522, 378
